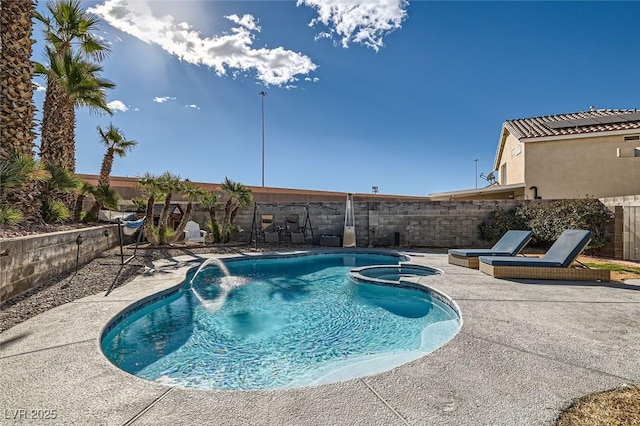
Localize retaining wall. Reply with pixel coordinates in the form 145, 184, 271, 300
0, 225, 118, 303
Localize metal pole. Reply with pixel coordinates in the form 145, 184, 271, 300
259, 91, 267, 187
474, 159, 478, 188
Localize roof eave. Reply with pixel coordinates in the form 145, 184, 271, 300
517, 127, 640, 143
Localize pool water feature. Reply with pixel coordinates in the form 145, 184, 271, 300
101, 253, 461, 390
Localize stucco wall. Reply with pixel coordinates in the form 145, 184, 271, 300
0, 225, 118, 303
499, 132, 525, 186
524, 133, 640, 199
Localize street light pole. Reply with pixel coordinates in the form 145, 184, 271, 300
259, 91, 267, 187
474, 159, 478, 188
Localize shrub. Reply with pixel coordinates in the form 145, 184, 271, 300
0, 205, 23, 225
479, 199, 613, 250
41, 200, 70, 223
516, 199, 612, 249
207, 220, 221, 243
479, 205, 528, 242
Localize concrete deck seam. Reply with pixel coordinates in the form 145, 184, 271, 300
122, 387, 175, 426
460, 331, 637, 382
0, 338, 94, 360
360, 378, 411, 426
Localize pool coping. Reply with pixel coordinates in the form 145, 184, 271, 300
1, 248, 639, 425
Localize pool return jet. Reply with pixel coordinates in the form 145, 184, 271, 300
343, 194, 356, 247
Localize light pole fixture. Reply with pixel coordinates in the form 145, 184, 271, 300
75, 234, 84, 273
474, 159, 479, 189
259, 91, 267, 187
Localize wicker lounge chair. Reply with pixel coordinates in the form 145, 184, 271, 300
479, 229, 610, 281
448, 230, 534, 269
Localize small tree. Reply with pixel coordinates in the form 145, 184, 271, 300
201, 190, 221, 243
171, 180, 205, 243
220, 177, 252, 243
136, 173, 162, 245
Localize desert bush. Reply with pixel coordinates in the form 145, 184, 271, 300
480, 199, 613, 249
516, 199, 612, 249
479, 205, 528, 242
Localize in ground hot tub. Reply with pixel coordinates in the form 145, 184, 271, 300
348, 264, 440, 285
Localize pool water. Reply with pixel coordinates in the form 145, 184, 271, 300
101, 253, 460, 390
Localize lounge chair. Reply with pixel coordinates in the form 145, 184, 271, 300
448, 230, 534, 269
285, 214, 305, 243
184, 220, 207, 245
261, 214, 279, 243
479, 229, 610, 281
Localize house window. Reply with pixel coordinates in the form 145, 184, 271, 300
500, 163, 507, 185
624, 135, 640, 141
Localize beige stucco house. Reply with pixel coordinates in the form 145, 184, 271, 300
430, 108, 640, 200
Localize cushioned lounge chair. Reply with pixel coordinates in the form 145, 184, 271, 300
448, 230, 534, 269
479, 229, 610, 281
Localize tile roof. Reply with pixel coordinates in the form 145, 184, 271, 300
504, 108, 640, 139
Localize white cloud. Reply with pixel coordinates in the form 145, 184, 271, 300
298, 0, 408, 51
34, 81, 46, 91
186, 104, 200, 110
107, 100, 128, 112
88, 0, 318, 86
153, 96, 176, 103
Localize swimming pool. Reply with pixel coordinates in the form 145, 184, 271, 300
101, 252, 461, 390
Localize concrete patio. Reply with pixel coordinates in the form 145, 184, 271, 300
0, 250, 639, 425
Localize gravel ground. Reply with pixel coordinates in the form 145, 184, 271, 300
0, 243, 308, 334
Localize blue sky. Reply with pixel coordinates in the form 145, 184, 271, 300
31, 1, 640, 196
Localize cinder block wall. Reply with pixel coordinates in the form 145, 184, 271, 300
190, 200, 523, 248
0, 225, 118, 303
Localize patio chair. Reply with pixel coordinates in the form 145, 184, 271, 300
448, 230, 534, 269
261, 214, 279, 243
184, 220, 207, 245
478, 229, 610, 281
285, 214, 305, 243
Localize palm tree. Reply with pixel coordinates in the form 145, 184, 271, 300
35, 0, 111, 173
0, 151, 50, 224
171, 180, 206, 243
200, 190, 221, 243
39, 162, 82, 223
220, 177, 253, 243
0, 0, 37, 158
136, 173, 162, 245
96, 124, 137, 188
155, 172, 182, 245
36, 49, 114, 172
1, 0, 40, 221
86, 184, 119, 219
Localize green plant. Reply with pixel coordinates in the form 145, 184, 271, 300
516, 199, 612, 249
207, 220, 221, 243
479, 205, 528, 242
479, 199, 613, 250
41, 199, 70, 223
0, 205, 23, 225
